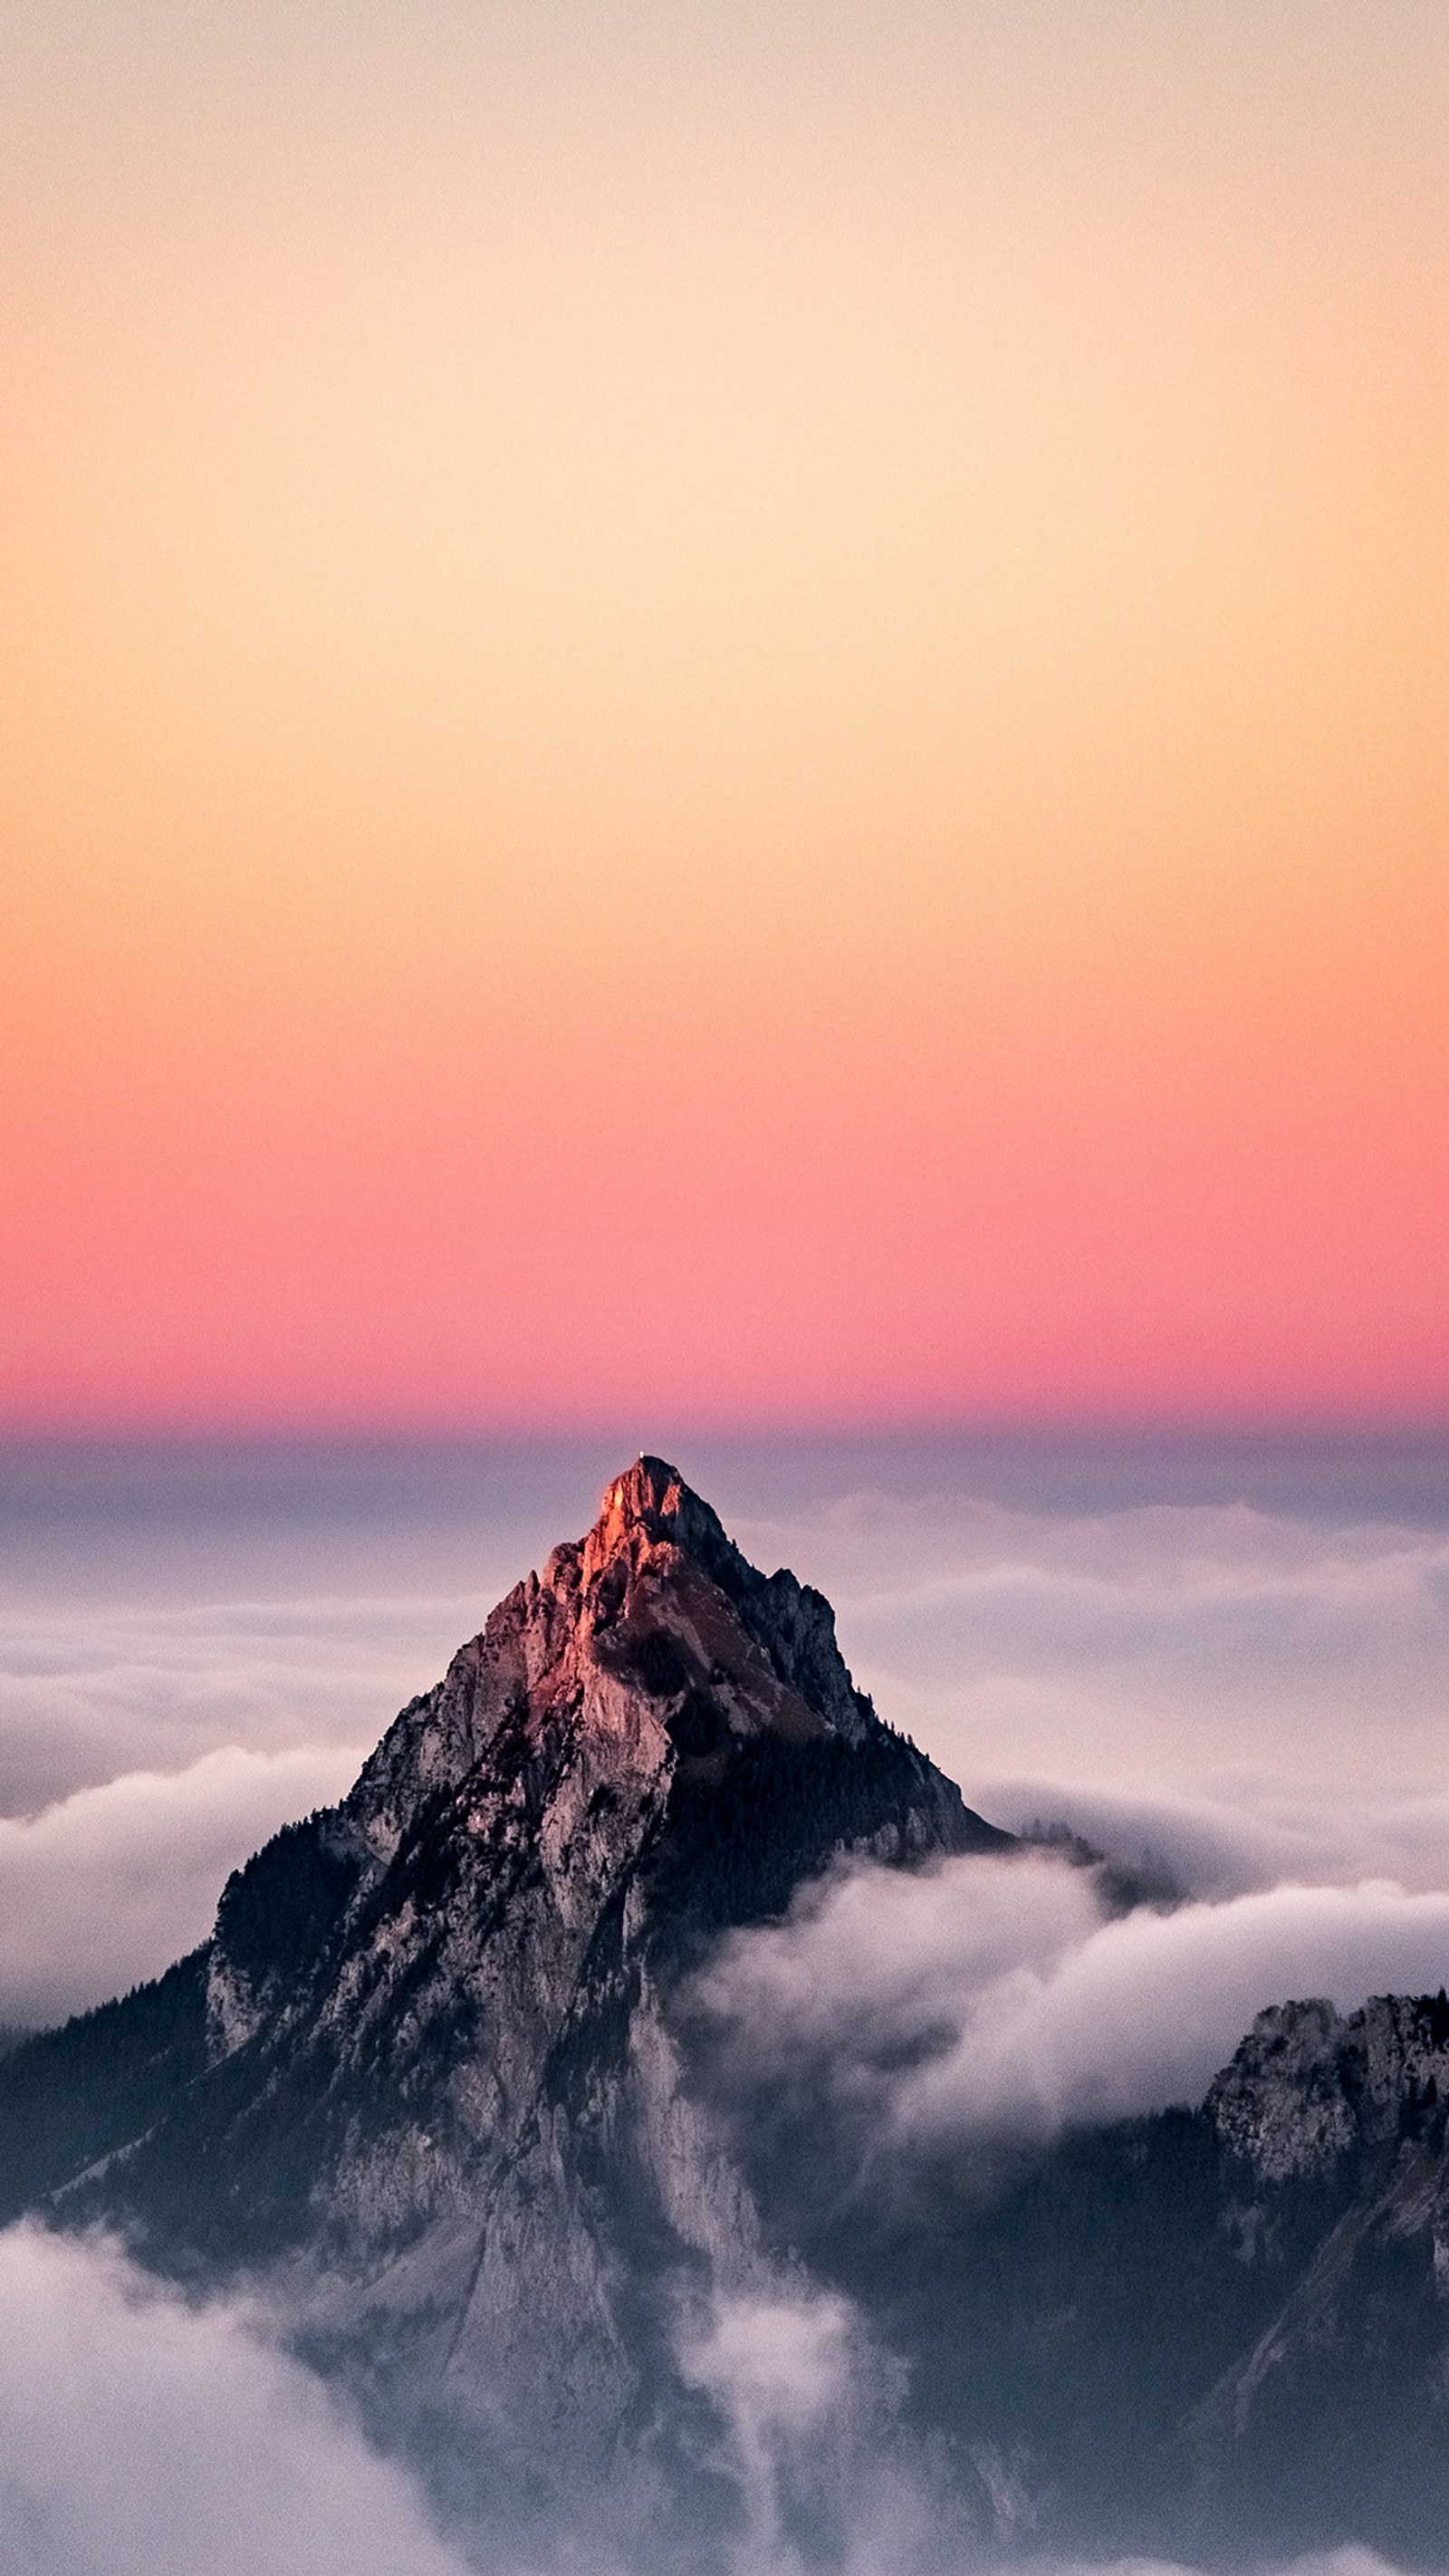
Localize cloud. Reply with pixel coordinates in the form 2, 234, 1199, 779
673, 2273, 1422, 2576
0, 2223, 472, 2576
12, 1490, 1449, 2039
683, 2290, 859, 2445
10, 1442, 1449, 1834
676, 2279, 969, 2576
1035, 2560, 1402, 2576
0, 1594, 478, 1816
724, 1481, 1449, 1890
696, 1851, 1449, 2158
5, 1462, 1447, 2576
972, 1778, 1449, 1906
0, 2216, 1415, 2576
741, 1467, 1449, 1942
0, 1745, 360, 2026
679, 2286, 860, 2566
0, 1435, 616, 1814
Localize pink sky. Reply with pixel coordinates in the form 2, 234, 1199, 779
2, 0, 1445, 1430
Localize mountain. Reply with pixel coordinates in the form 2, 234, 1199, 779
7, 1457, 1449, 2568
742, 1985, 1449, 2565
0, 1458, 1005, 2561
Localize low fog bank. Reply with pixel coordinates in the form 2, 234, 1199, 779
0, 2225, 1421, 2576
0, 1744, 361, 2027
695, 1850, 1449, 2156
0, 2225, 471, 2576
0, 1592, 478, 1814
773, 1492, 1449, 1867
6, 1437, 1449, 1828
970, 1778, 1449, 1908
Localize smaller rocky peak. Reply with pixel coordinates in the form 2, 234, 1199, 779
1207, 1999, 1357, 2180
1207, 1990, 1449, 2181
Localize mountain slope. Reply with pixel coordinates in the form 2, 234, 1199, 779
0, 1458, 1004, 2554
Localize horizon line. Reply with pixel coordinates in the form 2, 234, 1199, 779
4, 1414, 1448, 1452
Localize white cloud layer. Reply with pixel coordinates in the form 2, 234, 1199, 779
0, 1594, 478, 1816
0, 2226, 1000, 2576
674, 2276, 1417, 2576
5, 1439, 1449, 2063
0, 1437, 616, 1815
698, 1851, 1449, 2147
4, 1434, 1446, 2570
971, 1778, 1449, 1906
0, 2224, 471, 2576
763, 1492, 1449, 1828
0, 1745, 360, 2026
0, 2216, 1425, 2576
723, 1474, 1449, 1908
1039, 2561, 1401, 2576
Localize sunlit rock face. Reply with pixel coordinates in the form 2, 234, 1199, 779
2, 1459, 1003, 2553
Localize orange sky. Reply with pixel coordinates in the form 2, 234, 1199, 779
2, 0, 1446, 1429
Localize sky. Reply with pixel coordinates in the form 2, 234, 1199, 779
3, 0, 1447, 1432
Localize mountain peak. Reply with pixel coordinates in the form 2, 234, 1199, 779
598, 1452, 714, 1539
0, 1462, 1013, 2560
1, 1465, 1008, 2409
578, 1453, 732, 1583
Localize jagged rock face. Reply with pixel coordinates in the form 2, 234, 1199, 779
788, 1986, 1449, 2566
192, 1458, 1002, 2254
1207, 1990, 1449, 2179
1179, 1987, 1449, 2533
0, 1458, 1004, 2557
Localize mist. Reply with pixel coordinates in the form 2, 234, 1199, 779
0, 2224, 1423, 2576
0, 1745, 360, 2028
0, 2225, 471, 2576
696, 1850, 1449, 2159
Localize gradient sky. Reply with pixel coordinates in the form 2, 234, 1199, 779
3, 0, 1446, 1429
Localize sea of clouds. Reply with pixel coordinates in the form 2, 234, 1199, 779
0, 2226, 468, 2576
3, 1436, 1449, 2571
696, 1850, 1449, 2155
4, 1436, 1449, 2029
